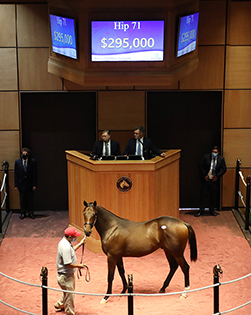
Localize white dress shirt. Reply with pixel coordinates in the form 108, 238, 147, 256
102, 140, 111, 156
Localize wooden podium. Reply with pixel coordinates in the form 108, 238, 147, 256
66, 149, 181, 252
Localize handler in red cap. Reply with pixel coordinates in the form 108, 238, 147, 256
54, 227, 86, 315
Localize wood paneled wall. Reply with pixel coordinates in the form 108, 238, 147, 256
0, 3, 62, 209
0, 0, 251, 209
98, 91, 145, 153
223, 0, 251, 206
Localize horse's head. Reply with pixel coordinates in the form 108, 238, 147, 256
83, 201, 98, 237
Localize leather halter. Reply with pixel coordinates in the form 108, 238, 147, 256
83, 213, 97, 232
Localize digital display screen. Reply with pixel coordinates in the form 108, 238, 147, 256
50, 14, 77, 60
91, 20, 164, 62
177, 13, 199, 58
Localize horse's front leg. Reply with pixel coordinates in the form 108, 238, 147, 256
117, 257, 128, 294
100, 256, 117, 304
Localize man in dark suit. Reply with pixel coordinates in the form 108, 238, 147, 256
15, 147, 37, 219
195, 146, 227, 217
123, 125, 165, 159
92, 130, 121, 159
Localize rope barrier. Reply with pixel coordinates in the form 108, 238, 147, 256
1, 271, 250, 297
0, 270, 251, 314
42, 282, 220, 296
1, 192, 7, 209
0, 299, 39, 315
0, 271, 41, 288
0, 271, 218, 297
235, 160, 251, 231
0, 173, 6, 192
239, 171, 247, 187
238, 191, 246, 208
219, 272, 251, 286
214, 300, 251, 315
1, 162, 9, 233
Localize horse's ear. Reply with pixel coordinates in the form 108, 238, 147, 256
83, 201, 88, 207
93, 201, 97, 207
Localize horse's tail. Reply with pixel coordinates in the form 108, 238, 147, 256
185, 223, 198, 262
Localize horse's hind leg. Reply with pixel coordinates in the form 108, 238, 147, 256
172, 255, 190, 298
175, 256, 190, 288
117, 257, 128, 294
159, 252, 178, 293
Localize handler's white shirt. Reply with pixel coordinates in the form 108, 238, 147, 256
56, 237, 77, 274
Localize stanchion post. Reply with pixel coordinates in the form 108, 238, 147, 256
245, 176, 251, 231
128, 274, 134, 315
40, 267, 48, 315
213, 264, 223, 314
235, 159, 241, 210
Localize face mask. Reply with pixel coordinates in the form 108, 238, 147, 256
72, 237, 77, 243
212, 152, 218, 158
22, 154, 28, 160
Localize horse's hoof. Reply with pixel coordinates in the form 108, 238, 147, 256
180, 286, 190, 299
159, 289, 165, 293
100, 298, 108, 304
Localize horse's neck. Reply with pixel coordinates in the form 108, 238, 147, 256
95, 205, 119, 237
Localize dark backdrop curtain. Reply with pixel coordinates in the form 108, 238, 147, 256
21, 92, 96, 210
147, 91, 222, 208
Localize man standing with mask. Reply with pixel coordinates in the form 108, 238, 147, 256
195, 146, 227, 217
55, 227, 86, 315
14, 147, 37, 219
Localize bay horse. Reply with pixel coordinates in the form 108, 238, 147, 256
83, 201, 198, 303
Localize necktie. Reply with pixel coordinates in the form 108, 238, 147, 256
23, 160, 27, 173
137, 140, 142, 156
105, 143, 109, 156
212, 158, 216, 175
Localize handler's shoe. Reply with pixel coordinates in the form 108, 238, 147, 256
54, 304, 65, 312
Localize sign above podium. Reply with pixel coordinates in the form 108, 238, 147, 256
47, 0, 199, 86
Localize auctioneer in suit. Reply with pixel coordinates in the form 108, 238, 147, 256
92, 140, 121, 157
123, 137, 163, 157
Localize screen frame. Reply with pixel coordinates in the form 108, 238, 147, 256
90, 20, 165, 63
49, 14, 78, 60
176, 12, 199, 58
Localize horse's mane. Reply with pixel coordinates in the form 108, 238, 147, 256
96, 204, 130, 222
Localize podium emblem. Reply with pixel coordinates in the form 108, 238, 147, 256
117, 176, 132, 192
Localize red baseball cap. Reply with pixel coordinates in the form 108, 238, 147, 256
64, 227, 81, 237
